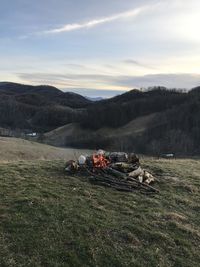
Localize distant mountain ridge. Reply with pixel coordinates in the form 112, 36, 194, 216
0, 82, 91, 131
85, 96, 104, 101
0, 82, 90, 103
0, 82, 200, 155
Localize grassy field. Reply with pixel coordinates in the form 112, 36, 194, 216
0, 137, 92, 162
0, 158, 200, 266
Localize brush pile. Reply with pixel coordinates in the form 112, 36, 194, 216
65, 150, 159, 194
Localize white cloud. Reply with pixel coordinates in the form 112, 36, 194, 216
17, 72, 200, 90
41, 5, 149, 34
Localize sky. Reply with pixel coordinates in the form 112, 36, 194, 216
0, 0, 200, 97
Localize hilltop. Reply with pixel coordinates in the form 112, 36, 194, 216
0, 82, 91, 132
0, 157, 199, 266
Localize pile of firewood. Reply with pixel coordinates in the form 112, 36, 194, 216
65, 151, 159, 194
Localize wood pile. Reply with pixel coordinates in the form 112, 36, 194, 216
65, 151, 159, 194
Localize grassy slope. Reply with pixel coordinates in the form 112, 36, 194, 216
44, 113, 157, 147
43, 123, 89, 147
0, 137, 92, 162
0, 158, 200, 267
98, 113, 157, 137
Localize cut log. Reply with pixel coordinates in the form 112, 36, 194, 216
143, 170, 155, 184
128, 167, 144, 178
103, 167, 127, 179
110, 162, 140, 173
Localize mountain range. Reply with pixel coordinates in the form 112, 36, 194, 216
0, 82, 200, 156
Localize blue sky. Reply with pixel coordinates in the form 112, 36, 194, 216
0, 0, 200, 97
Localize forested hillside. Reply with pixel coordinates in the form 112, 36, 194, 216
0, 82, 91, 131
1, 82, 200, 155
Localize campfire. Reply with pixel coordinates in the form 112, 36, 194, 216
65, 150, 159, 194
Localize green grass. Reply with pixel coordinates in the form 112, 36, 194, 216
0, 158, 200, 267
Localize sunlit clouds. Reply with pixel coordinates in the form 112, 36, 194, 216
42, 5, 149, 34
0, 0, 200, 96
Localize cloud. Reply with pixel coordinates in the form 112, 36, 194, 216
123, 59, 156, 70
115, 73, 200, 89
64, 63, 87, 69
124, 59, 141, 65
17, 72, 116, 89
17, 72, 200, 90
41, 5, 149, 35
